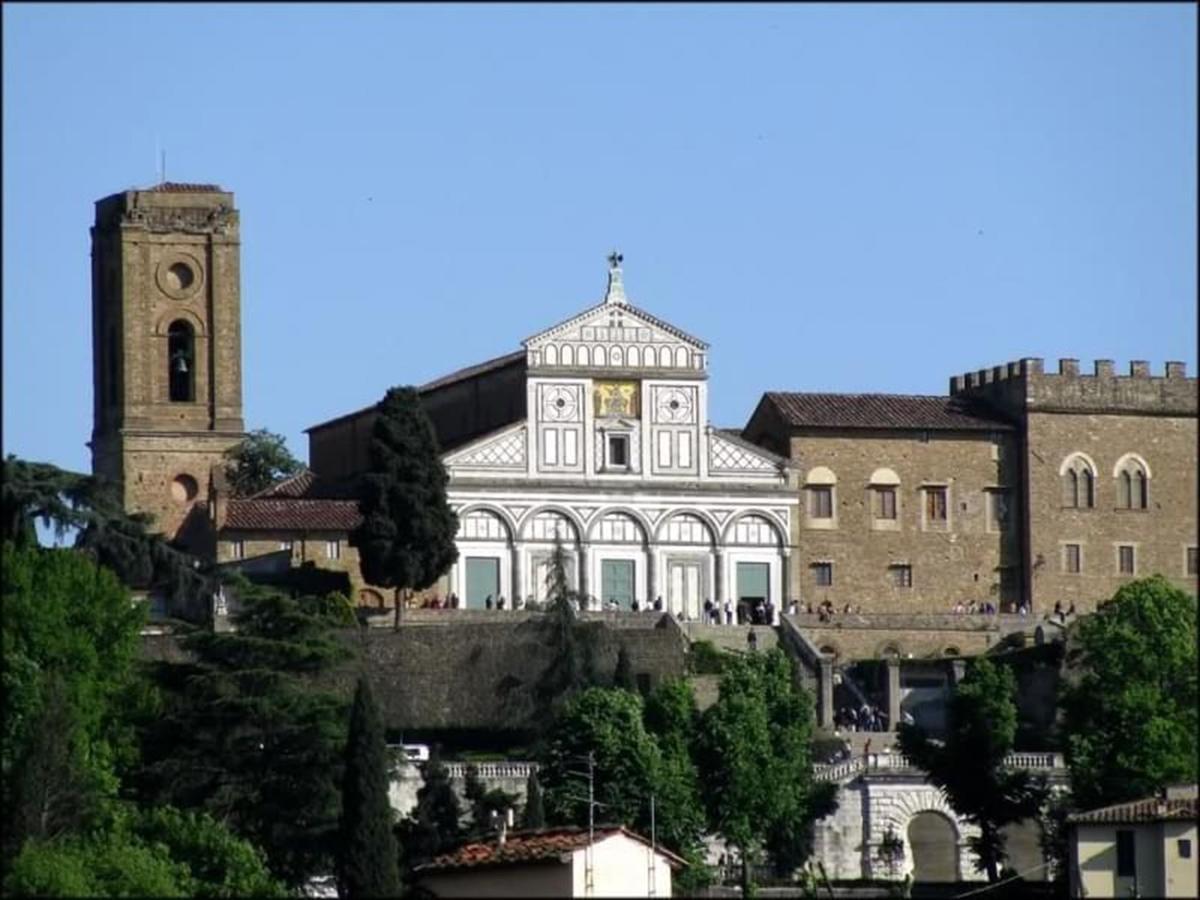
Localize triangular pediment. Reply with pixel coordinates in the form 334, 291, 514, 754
443, 422, 527, 470
708, 429, 786, 474
524, 301, 708, 351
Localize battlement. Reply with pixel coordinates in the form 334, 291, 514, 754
949, 357, 1196, 417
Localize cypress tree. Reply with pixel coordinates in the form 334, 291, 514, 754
521, 773, 545, 830
351, 387, 458, 626
399, 748, 463, 869
339, 676, 401, 898
613, 644, 636, 692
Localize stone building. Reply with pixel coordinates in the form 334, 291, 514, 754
89, 183, 245, 552
305, 255, 796, 619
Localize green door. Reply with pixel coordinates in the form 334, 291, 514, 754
465, 557, 500, 609
737, 562, 769, 603
601, 559, 635, 609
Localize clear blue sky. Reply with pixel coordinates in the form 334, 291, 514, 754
4, 3, 1196, 475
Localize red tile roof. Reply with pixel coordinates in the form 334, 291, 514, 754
1068, 794, 1198, 825
224, 499, 361, 532
416, 826, 686, 874
249, 470, 359, 500
146, 182, 224, 193
764, 392, 1010, 431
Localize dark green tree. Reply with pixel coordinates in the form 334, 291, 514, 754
397, 748, 464, 872
1058, 575, 1198, 810
535, 537, 598, 710
339, 676, 401, 898
225, 428, 303, 496
351, 387, 458, 626
897, 658, 1047, 882
521, 773, 545, 829
463, 764, 519, 840
613, 644, 636, 691
135, 578, 352, 887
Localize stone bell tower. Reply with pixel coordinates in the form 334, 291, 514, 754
89, 183, 245, 546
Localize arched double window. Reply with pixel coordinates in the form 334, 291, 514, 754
167, 320, 195, 402
1060, 454, 1096, 509
1114, 454, 1150, 510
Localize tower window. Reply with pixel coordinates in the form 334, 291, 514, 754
607, 434, 629, 468
167, 320, 195, 402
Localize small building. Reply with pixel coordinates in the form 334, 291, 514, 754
1067, 784, 1198, 898
415, 825, 685, 898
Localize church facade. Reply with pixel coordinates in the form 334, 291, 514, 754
305, 256, 796, 619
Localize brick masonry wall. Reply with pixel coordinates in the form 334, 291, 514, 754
787, 430, 1019, 613
1025, 410, 1198, 610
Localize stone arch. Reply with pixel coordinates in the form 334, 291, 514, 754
805, 465, 838, 485
643, 346, 658, 367
654, 509, 719, 546
818, 641, 842, 661
561, 344, 575, 366
721, 510, 785, 546
610, 345, 623, 367
586, 506, 651, 544
874, 787, 974, 882
674, 346, 689, 368
154, 308, 207, 337
943, 646, 961, 657
593, 345, 607, 367
357, 588, 387, 609
518, 505, 584, 543
659, 346, 673, 368
1111, 451, 1152, 480
1059, 452, 1097, 509
577, 345, 590, 366
869, 467, 901, 485
875, 640, 904, 660
544, 344, 559, 366
907, 810, 960, 882
627, 345, 640, 367
455, 505, 515, 542
1057, 451, 1098, 477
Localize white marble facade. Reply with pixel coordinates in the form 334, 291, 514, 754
442, 257, 795, 619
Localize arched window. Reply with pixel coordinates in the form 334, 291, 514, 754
1114, 455, 1150, 510
1060, 454, 1096, 509
167, 320, 195, 402
869, 467, 901, 521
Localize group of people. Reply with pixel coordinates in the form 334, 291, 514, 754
834, 703, 889, 733
1050, 600, 1077, 623
951, 600, 999, 615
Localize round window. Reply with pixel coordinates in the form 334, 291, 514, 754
166, 262, 194, 291
171, 474, 199, 503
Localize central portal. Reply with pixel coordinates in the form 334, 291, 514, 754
668, 561, 702, 620
600, 559, 635, 609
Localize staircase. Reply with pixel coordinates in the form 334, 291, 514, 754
682, 622, 779, 653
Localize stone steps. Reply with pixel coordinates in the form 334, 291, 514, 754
682, 622, 779, 653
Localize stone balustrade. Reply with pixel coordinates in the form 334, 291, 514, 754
443, 761, 539, 780
813, 751, 1066, 783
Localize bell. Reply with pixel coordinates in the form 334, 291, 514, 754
173, 354, 189, 374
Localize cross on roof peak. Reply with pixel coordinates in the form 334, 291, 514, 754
604, 251, 627, 304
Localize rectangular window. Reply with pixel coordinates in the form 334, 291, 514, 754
876, 487, 897, 520
231, 540, 244, 561
657, 431, 671, 468
608, 434, 629, 467
1118, 545, 1135, 575
925, 487, 948, 522
1116, 830, 1136, 877
810, 486, 833, 519
1188, 547, 1198, 576
890, 564, 912, 587
543, 429, 558, 465
1064, 544, 1081, 574
1178, 838, 1192, 859
326, 540, 340, 560
812, 562, 833, 587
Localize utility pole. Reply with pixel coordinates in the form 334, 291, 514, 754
648, 793, 657, 897
586, 751, 595, 897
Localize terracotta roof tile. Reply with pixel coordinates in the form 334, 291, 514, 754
224, 498, 361, 532
416, 826, 686, 874
765, 392, 1011, 431
249, 470, 360, 500
1068, 794, 1198, 825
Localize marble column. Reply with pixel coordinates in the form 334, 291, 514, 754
780, 548, 792, 619
887, 657, 902, 732
819, 657, 835, 729
577, 543, 589, 605
646, 547, 658, 608
511, 544, 521, 608
713, 549, 725, 606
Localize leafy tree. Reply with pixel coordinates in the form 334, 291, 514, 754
1058, 575, 1198, 810
613, 644, 636, 691
135, 578, 351, 887
2, 543, 147, 863
642, 679, 708, 864
521, 772, 546, 829
225, 428, 303, 496
897, 658, 1047, 882
398, 747, 464, 871
339, 676, 401, 898
351, 387, 458, 625
463, 764, 520, 839
695, 650, 829, 894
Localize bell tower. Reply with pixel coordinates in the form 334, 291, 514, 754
89, 183, 245, 545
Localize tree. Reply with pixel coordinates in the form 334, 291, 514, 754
463, 764, 519, 840
224, 428, 303, 496
535, 537, 598, 710
2, 543, 148, 864
135, 578, 352, 887
521, 773, 546, 829
351, 387, 458, 625
695, 650, 830, 894
613, 644, 636, 691
1058, 575, 1197, 810
398, 748, 463, 872
339, 676, 402, 898
897, 658, 1047, 882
